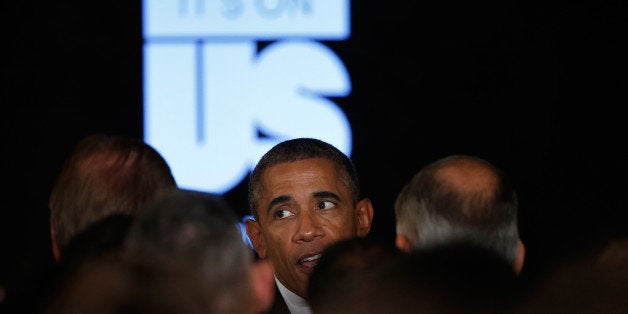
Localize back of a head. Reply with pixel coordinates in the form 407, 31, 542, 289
394, 155, 520, 266
55, 213, 134, 276
513, 237, 628, 313
49, 134, 176, 254
42, 259, 138, 314
43, 258, 218, 314
317, 243, 519, 314
248, 137, 360, 219
37, 214, 135, 314
125, 188, 254, 313
307, 237, 400, 311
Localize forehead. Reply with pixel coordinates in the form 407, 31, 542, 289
259, 158, 344, 197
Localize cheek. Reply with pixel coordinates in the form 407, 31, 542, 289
265, 228, 293, 251
322, 215, 358, 237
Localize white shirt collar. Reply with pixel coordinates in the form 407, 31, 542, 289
275, 276, 312, 314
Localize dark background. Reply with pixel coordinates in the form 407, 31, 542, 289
3, 0, 627, 306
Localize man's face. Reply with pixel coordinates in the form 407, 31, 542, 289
246, 158, 372, 297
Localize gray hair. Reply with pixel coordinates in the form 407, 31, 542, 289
395, 155, 520, 265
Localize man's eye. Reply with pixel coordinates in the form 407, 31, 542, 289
275, 209, 294, 219
317, 201, 335, 210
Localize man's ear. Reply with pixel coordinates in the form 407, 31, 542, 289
395, 234, 413, 253
245, 218, 267, 259
514, 240, 526, 276
249, 259, 275, 313
50, 221, 61, 262
355, 198, 374, 237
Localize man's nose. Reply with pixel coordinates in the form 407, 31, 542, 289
296, 211, 323, 242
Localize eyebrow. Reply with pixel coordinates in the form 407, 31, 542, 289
266, 195, 292, 215
312, 191, 341, 202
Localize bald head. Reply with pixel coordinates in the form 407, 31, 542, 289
394, 155, 522, 271
433, 157, 501, 219
437, 158, 497, 191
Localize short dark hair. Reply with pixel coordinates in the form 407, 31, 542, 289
125, 188, 254, 313
307, 237, 399, 309
248, 138, 359, 220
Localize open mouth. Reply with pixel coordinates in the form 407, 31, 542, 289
298, 253, 322, 267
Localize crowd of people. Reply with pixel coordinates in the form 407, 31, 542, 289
2, 135, 627, 313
